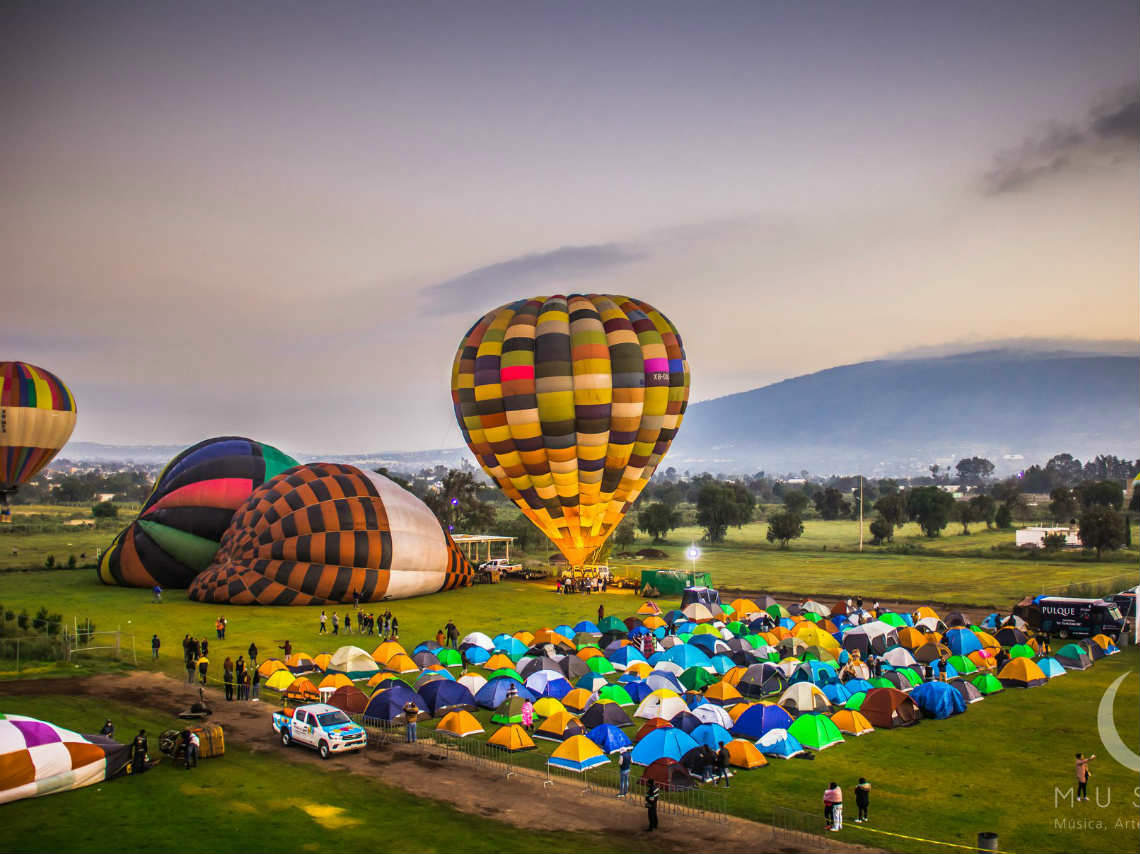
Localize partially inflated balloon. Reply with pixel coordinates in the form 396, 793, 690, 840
99, 436, 298, 588
451, 294, 690, 565
188, 463, 475, 604
0, 362, 77, 498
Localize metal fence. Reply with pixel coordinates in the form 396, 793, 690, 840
350, 716, 728, 821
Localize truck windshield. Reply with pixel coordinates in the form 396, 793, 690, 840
317, 711, 351, 727
1104, 605, 1123, 621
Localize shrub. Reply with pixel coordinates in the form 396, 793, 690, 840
44, 555, 55, 569
17, 609, 29, 631
67, 554, 77, 569
91, 501, 119, 519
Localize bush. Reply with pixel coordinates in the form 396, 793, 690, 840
3, 610, 13, 622
1042, 532, 1067, 551
32, 606, 49, 632
91, 501, 119, 519
43, 555, 55, 569
869, 516, 893, 546
67, 554, 77, 569
995, 505, 1013, 529
17, 609, 29, 631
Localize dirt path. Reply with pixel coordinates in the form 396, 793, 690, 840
1, 672, 880, 854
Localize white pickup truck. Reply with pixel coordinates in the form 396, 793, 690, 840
272, 703, 367, 759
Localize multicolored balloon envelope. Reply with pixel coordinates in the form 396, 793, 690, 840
98, 437, 298, 589
0, 362, 77, 498
0, 714, 130, 805
451, 294, 690, 566
187, 463, 475, 605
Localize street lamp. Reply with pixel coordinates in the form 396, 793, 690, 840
686, 544, 700, 580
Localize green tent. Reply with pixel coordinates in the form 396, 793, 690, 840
766, 604, 791, 619
436, 648, 462, 668
971, 673, 1004, 695
845, 691, 867, 710
679, 666, 718, 691
878, 613, 906, 628
896, 667, 922, 688
491, 696, 529, 725
802, 612, 822, 624
1008, 644, 1035, 659
639, 570, 713, 596
586, 656, 615, 675
597, 684, 634, 706
487, 668, 523, 683
947, 655, 977, 674
726, 621, 746, 636
598, 616, 627, 633
787, 713, 845, 750
868, 677, 893, 689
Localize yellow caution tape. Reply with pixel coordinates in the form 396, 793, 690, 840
846, 822, 1018, 854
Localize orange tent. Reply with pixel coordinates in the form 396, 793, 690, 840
636, 601, 663, 616
367, 672, 400, 689
642, 616, 667, 630
830, 709, 874, 736
284, 677, 320, 704
487, 724, 536, 752
436, 711, 485, 737
257, 659, 286, 678
484, 653, 516, 671
576, 647, 605, 661
312, 653, 332, 672
724, 738, 768, 769
318, 673, 353, 692
625, 661, 652, 678
386, 654, 419, 674
372, 641, 406, 664
513, 630, 535, 646
897, 627, 927, 649
704, 681, 744, 707
722, 666, 748, 687
728, 701, 760, 722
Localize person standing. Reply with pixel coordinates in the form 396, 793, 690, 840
855, 778, 871, 822
239, 669, 251, 701
618, 748, 632, 797
597, 603, 605, 623
248, 642, 258, 668
823, 782, 839, 830
235, 656, 246, 699
152, 584, 163, 603
251, 666, 261, 701
1075, 753, 1096, 801
352, 589, 360, 609
644, 779, 659, 832
279, 639, 292, 658
520, 699, 534, 732
223, 657, 234, 701
403, 701, 420, 743
130, 730, 149, 774
343, 612, 352, 635
716, 742, 731, 787
319, 611, 327, 634
436, 628, 446, 648
198, 654, 209, 686
151, 634, 160, 660
185, 651, 196, 684
332, 613, 339, 636
391, 616, 399, 639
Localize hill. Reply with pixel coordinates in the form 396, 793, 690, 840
669, 349, 1138, 476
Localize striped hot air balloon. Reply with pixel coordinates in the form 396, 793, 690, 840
451, 295, 689, 566
0, 362, 77, 517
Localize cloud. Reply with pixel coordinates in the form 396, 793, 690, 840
982, 87, 1138, 195
419, 243, 645, 314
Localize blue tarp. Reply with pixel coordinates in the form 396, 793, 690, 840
910, 681, 967, 719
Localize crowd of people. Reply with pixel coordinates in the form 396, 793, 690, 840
319, 608, 399, 637
555, 574, 609, 595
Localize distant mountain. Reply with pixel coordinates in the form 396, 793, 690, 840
668, 350, 1139, 476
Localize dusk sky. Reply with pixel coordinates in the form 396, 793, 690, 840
4, 1, 1137, 455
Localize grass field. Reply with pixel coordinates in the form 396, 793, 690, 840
3, 695, 634, 854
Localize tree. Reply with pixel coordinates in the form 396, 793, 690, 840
954, 500, 977, 535
1130, 485, 1140, 513
1045, 453, 1083, 486
696, 482, 754, 544
91, 501, 118, 519
968, 494, 996, 529
955, 457, 995, 486
613, 517, 637, 549
1049, 487, 1078, 523
1078, 506, 1124, 560
869, 515, 894, 545
425, 469, 495, 532
1078, 480, 1124, 511
782, 490, 809, 515
906, 486, 955, 538
1041, 532, 1067, 552
873, 493, 907, 530
813, 488, 850, 521
765, 511, 803, 549
637, 502, 681, 544
994, 504, 1013, 529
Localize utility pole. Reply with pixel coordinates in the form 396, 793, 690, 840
858, 476, 864, 553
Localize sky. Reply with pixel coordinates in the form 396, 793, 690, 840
3, 1, 1137, 455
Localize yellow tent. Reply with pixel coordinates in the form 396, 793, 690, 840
534, 711, 584, 742
548, 735, 608, 772
625, 661, 652, 678
312, 653, 332, 672
484, 653, 516, 671
264, 670, 296, 692
1090, 634, 1115, 651
724, 738, 768, 769
533, 697, 566, 718
703, 681, 743, 706
974, 630, 1001, 651
436, 710, 484, 737
789, 623, 840, 651
830, 709, 874, 736
318, 673, 353, 692
561, 688, 596, 713
729, 598, 760, 620
257, 659, 286, 678
386, 654, 419, 674
487, 724, 536, 752
367, 672, 400, 689
914, 606, 941, 622
636, 601, 663, 616
372, 641, 406, 664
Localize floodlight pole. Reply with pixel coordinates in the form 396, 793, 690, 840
859, 477, 863, 553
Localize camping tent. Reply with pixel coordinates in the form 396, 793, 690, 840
830, 709, 873, 735
487, 724, 536, 752
787, 713, 844, 750
1055, 644, 1093, 671
859, 688, 920, 728
548, 735, 609, 773
910, 682, 967, 718
435, 711, 484, 737
724, 738, 768, 768
755, 728, 807, 759
631, 727, 700, 766
997, 658, 1048, 688
327, 685, 369, 715
586, 724, 633, 754
418, 680, 477, 716
777, 682, 831, 715
730, 704, 793, 740
639, 757, 699, 790
363, 683, 428, 722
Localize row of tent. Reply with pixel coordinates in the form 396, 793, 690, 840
258, 598, 1120, 777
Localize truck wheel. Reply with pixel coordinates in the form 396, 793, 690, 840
318, 740, 331, 760
281, 730, 291, 747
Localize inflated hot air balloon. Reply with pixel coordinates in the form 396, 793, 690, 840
187, 463, 475, 604
451, 294, 689, 566
99, 437, 298, 589
0, 362, 77, 516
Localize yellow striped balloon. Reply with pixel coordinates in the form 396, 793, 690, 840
451, 295, 689, 565
1, 362, 77, 498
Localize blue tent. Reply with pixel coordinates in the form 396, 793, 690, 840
627, 625, 650, 639
689, 635, 724, 656
708, 654, 736, 675
413, 641, 440, 655
623, 681, 656, 703
526, 671, 573, 699
474, 677, 536, 709
574, 620, 601, 634
618, 672, 645, 685
731, 704, 793, 739
663, 646, 712, 669
587, 723, 633, 754
1037, 657, 1067, 678
663, 610, 685, 625
575, 674, 609, 693
631, 727, 700, 766
645, 672, 685, 693
910, 682, 967, 719
755, 728, 807, 759
363, 683, 428, 722
555, 624, 576, 639
943, 628, 983, 656
684, 693, 710, 710
492, 637, 528, 660
843, 678, 873, 695
791, 660, 839, 686
670, 711, 702, 733
821, 681, 852, 705
464, 646, 492, 665
417, 680, 477, 716
674, 620, 697, 634
689, 723, 733, 750
608, 647, 648, 669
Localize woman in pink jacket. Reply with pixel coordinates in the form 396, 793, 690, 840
520, 700, 534, 731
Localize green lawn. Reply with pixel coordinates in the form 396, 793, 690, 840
2, 695, 632, 854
